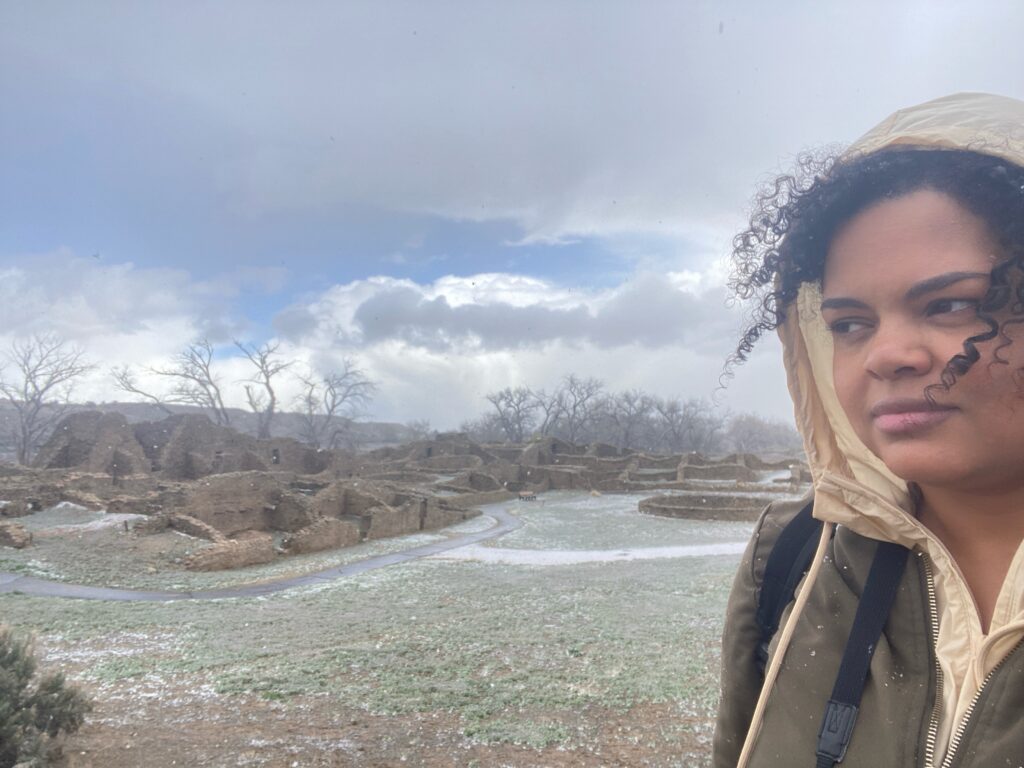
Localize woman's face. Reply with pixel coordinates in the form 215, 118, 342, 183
822, 188, 1024, 493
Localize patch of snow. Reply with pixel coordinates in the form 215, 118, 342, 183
51, 501, 88, 510
430, 541, 747, 565
41, 512, 146, 534
43, 630, 183, 664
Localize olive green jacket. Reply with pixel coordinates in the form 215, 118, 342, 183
712, 496, 1024, 768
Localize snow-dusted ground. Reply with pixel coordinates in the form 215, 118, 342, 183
431, 541, 746, 565
436, 491, 755, 564
15, 501, 146, 533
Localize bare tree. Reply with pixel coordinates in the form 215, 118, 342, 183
458, 412, 506, 443
726, 412, 802, 455
294, 360, 377, 449
559, 374, 604, 444
148, 339, 232, 426
235, 341, 293, 439
405, 419, 433, 441
607, 389, 655, 450
485, 386, 538, 443
530, 387, 565, 437
110, 366, 175, 416
0, 334, 94, 464
653, 397, 726, 454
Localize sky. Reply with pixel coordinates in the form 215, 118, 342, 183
3, 1, 1024, 429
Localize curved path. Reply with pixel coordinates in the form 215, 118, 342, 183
0, 507, 522, 602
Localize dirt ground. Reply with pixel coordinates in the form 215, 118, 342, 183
61, 693, 708, 768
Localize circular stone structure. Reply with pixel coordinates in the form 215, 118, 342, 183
638, 493, 776, 521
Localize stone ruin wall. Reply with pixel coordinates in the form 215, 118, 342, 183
169, 513, 226, 543
0, 522, 31, 548
166, 474, 483, 569
184, 533, 276, 571
282, 517, 360, 555
3, 413, 810, 567
638, 493, 779, 522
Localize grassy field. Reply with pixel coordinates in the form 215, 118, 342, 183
0, 493, 753, 767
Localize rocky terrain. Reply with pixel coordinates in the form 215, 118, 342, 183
0, 410, 808, 575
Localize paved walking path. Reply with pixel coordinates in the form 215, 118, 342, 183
0, 508, 522, 602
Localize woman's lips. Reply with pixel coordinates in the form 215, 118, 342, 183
870, 400, 957, 435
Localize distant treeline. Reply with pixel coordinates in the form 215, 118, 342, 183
460, 375, 801, 456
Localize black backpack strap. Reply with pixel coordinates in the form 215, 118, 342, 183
814, 540, 910, 767
755, 499, 823, 674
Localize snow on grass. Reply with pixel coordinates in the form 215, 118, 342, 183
0, 492, 747, 760
16, 502, 109, 531
479, 492, 756, 551
33, 512, 147, 536
430, 541, 746, 565
42, 629, 184, 665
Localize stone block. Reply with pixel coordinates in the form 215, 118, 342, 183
282, 517, 360, 554
169, 514, 226, 543
365, 504, 420, 540
0, 522, 32, 548
184, 534, 275, 571
0, 500, 31, 518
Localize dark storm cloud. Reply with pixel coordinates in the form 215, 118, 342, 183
350, 276, 731, 351
353, 287, 590, 349
272, 305, 320, 341
5, 0, 1023, 275
590, 274, 730, 349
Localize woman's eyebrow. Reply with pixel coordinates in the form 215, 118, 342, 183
820, 297, 869, 312
905, 271, 990, 300
820, 271, 990, 311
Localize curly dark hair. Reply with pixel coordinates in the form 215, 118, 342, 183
727, 147, 1024, 394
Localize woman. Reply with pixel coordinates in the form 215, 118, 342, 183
714, 93, 1024, 768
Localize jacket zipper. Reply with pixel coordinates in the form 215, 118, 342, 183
921, 552, 943, 768
922, 551, 1024, 768
938, 639, 1023, 768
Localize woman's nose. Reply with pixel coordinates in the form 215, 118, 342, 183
863, 324, 934, 380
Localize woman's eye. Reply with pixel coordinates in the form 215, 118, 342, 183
827, 318, 871, 335
927, 298, 978, 316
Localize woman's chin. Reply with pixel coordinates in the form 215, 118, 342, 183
873, 446, 970, 489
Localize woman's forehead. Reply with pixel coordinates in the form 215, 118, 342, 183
822, 190, 998, 294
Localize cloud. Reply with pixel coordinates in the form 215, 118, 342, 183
197, 266, 290, 298
6, 1, 1022, 260
15, 3, 1023, 428
0, 250, 274, 377
0, 253, 790, 427
352, 287, 592, 350
0, 250, 199, 340
272, 305, 320, 341
257, 268, 804, 428
350, 333, 792, 429
274, 271, 736, 354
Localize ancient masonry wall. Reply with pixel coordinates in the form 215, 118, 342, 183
283, 517, 360, 554
170, 514, 227, 543
0, 522, 32, 548
638, 494, 774, 522
184, 534, 276, 571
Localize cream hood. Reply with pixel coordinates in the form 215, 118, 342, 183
779, 92, 1024, 547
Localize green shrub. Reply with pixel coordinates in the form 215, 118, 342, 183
0, 626, 92, 768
